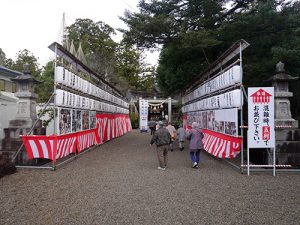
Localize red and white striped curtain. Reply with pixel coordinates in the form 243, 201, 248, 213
95, 113, 132, 144
183, 114, 242, 158
202, 129, 242, 158
21, 133, 78, 162
21, 113, 132, 161
76, 129, 96, 153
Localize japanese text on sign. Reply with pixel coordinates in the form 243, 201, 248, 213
248, 88, 275, 148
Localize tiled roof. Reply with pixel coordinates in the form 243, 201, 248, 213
0, 65, 23, 78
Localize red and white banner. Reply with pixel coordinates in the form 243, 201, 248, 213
76, 129, 96, 153
96, 114, 109, 144
22, 135, 56, 161
183, 114, 242, 158
21, 113, 131, 161
21, 133, 77, 162
202, 129, 242, 158
55, 133, 77, 160
95, 113, 132, 145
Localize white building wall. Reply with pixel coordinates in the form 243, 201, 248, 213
0, 97, 17, 150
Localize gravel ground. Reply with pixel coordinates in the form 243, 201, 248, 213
1, 130, 300, 225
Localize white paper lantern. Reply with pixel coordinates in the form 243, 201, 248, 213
82, 79, 85, 93
55, 89, 65, 106
81, 97, 85, 109
99, 89, 103, 99
63, 70, 69, 87
219, 89, 242, 108
64, 91, 69, 106
91, 84, 95, 96
55, 66, 67, 85
231, 65, 241, 84
78, 77, 82, 92
64, 70, 70, 86
78, 95, 82, 108
87, 81, 91, 94
74, 75, 79, 90
85, 97, 90, 109
69, 93, 73, 106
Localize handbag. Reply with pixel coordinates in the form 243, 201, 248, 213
171, 133, 176, 141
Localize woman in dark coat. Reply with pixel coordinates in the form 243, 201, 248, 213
186, 122, 204, 168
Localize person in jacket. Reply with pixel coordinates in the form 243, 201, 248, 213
186, 122, 204, 168
150, 121, 172, 170
148, 120, 156, 135
176, 124, 186, 151
166, 122, 176, 152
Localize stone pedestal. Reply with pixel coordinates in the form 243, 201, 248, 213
275, 129, 300, 167
2, 123, 45, 162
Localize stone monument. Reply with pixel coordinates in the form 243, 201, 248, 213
1, 64, 46, 164
269, 62, 300, 167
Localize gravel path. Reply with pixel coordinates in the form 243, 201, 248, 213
1, 130, 300, 225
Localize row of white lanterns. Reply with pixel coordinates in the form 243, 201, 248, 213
182, 89, 243, 113
55, 89, 129, 114
183, 65, 241, 104
55, 66, 129, 108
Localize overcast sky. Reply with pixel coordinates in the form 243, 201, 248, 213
0, 0, 159, 67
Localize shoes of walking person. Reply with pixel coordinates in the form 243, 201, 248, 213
170, 149, 173, 152
158, 166, 166, 170
192, 162, 198, 168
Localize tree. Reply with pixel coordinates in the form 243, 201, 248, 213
0, 48, 13, 67
119, 0, 255, 96
66, 18, 154, 94
120, 0, 254, 49
10, 49, 41, 79
120, 0, 300, 98
36, 61, 54, 103
0, 48, 6, 66
138, 67, 156, 91
66, 19, 118, 81
115, 43, 154, 90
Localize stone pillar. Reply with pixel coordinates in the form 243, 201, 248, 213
168, 97, 172, 122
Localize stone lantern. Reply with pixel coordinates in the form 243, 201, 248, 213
270, 61, 298, 128
268, 62, 300, 167
11, 64, 41, 126
1, 64, 45, 163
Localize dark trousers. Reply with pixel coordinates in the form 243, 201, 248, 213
157, 145, 169, 167
190, 149, 201, 164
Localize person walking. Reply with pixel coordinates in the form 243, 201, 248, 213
186, 122, 204, 168
176, 124, 186, 151
149, 120, 156, 135
166, 122, 176, 152
150, 121, 172, 170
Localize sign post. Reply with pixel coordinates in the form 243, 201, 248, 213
248, 87, 275, 176
139, 98, 149, 132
